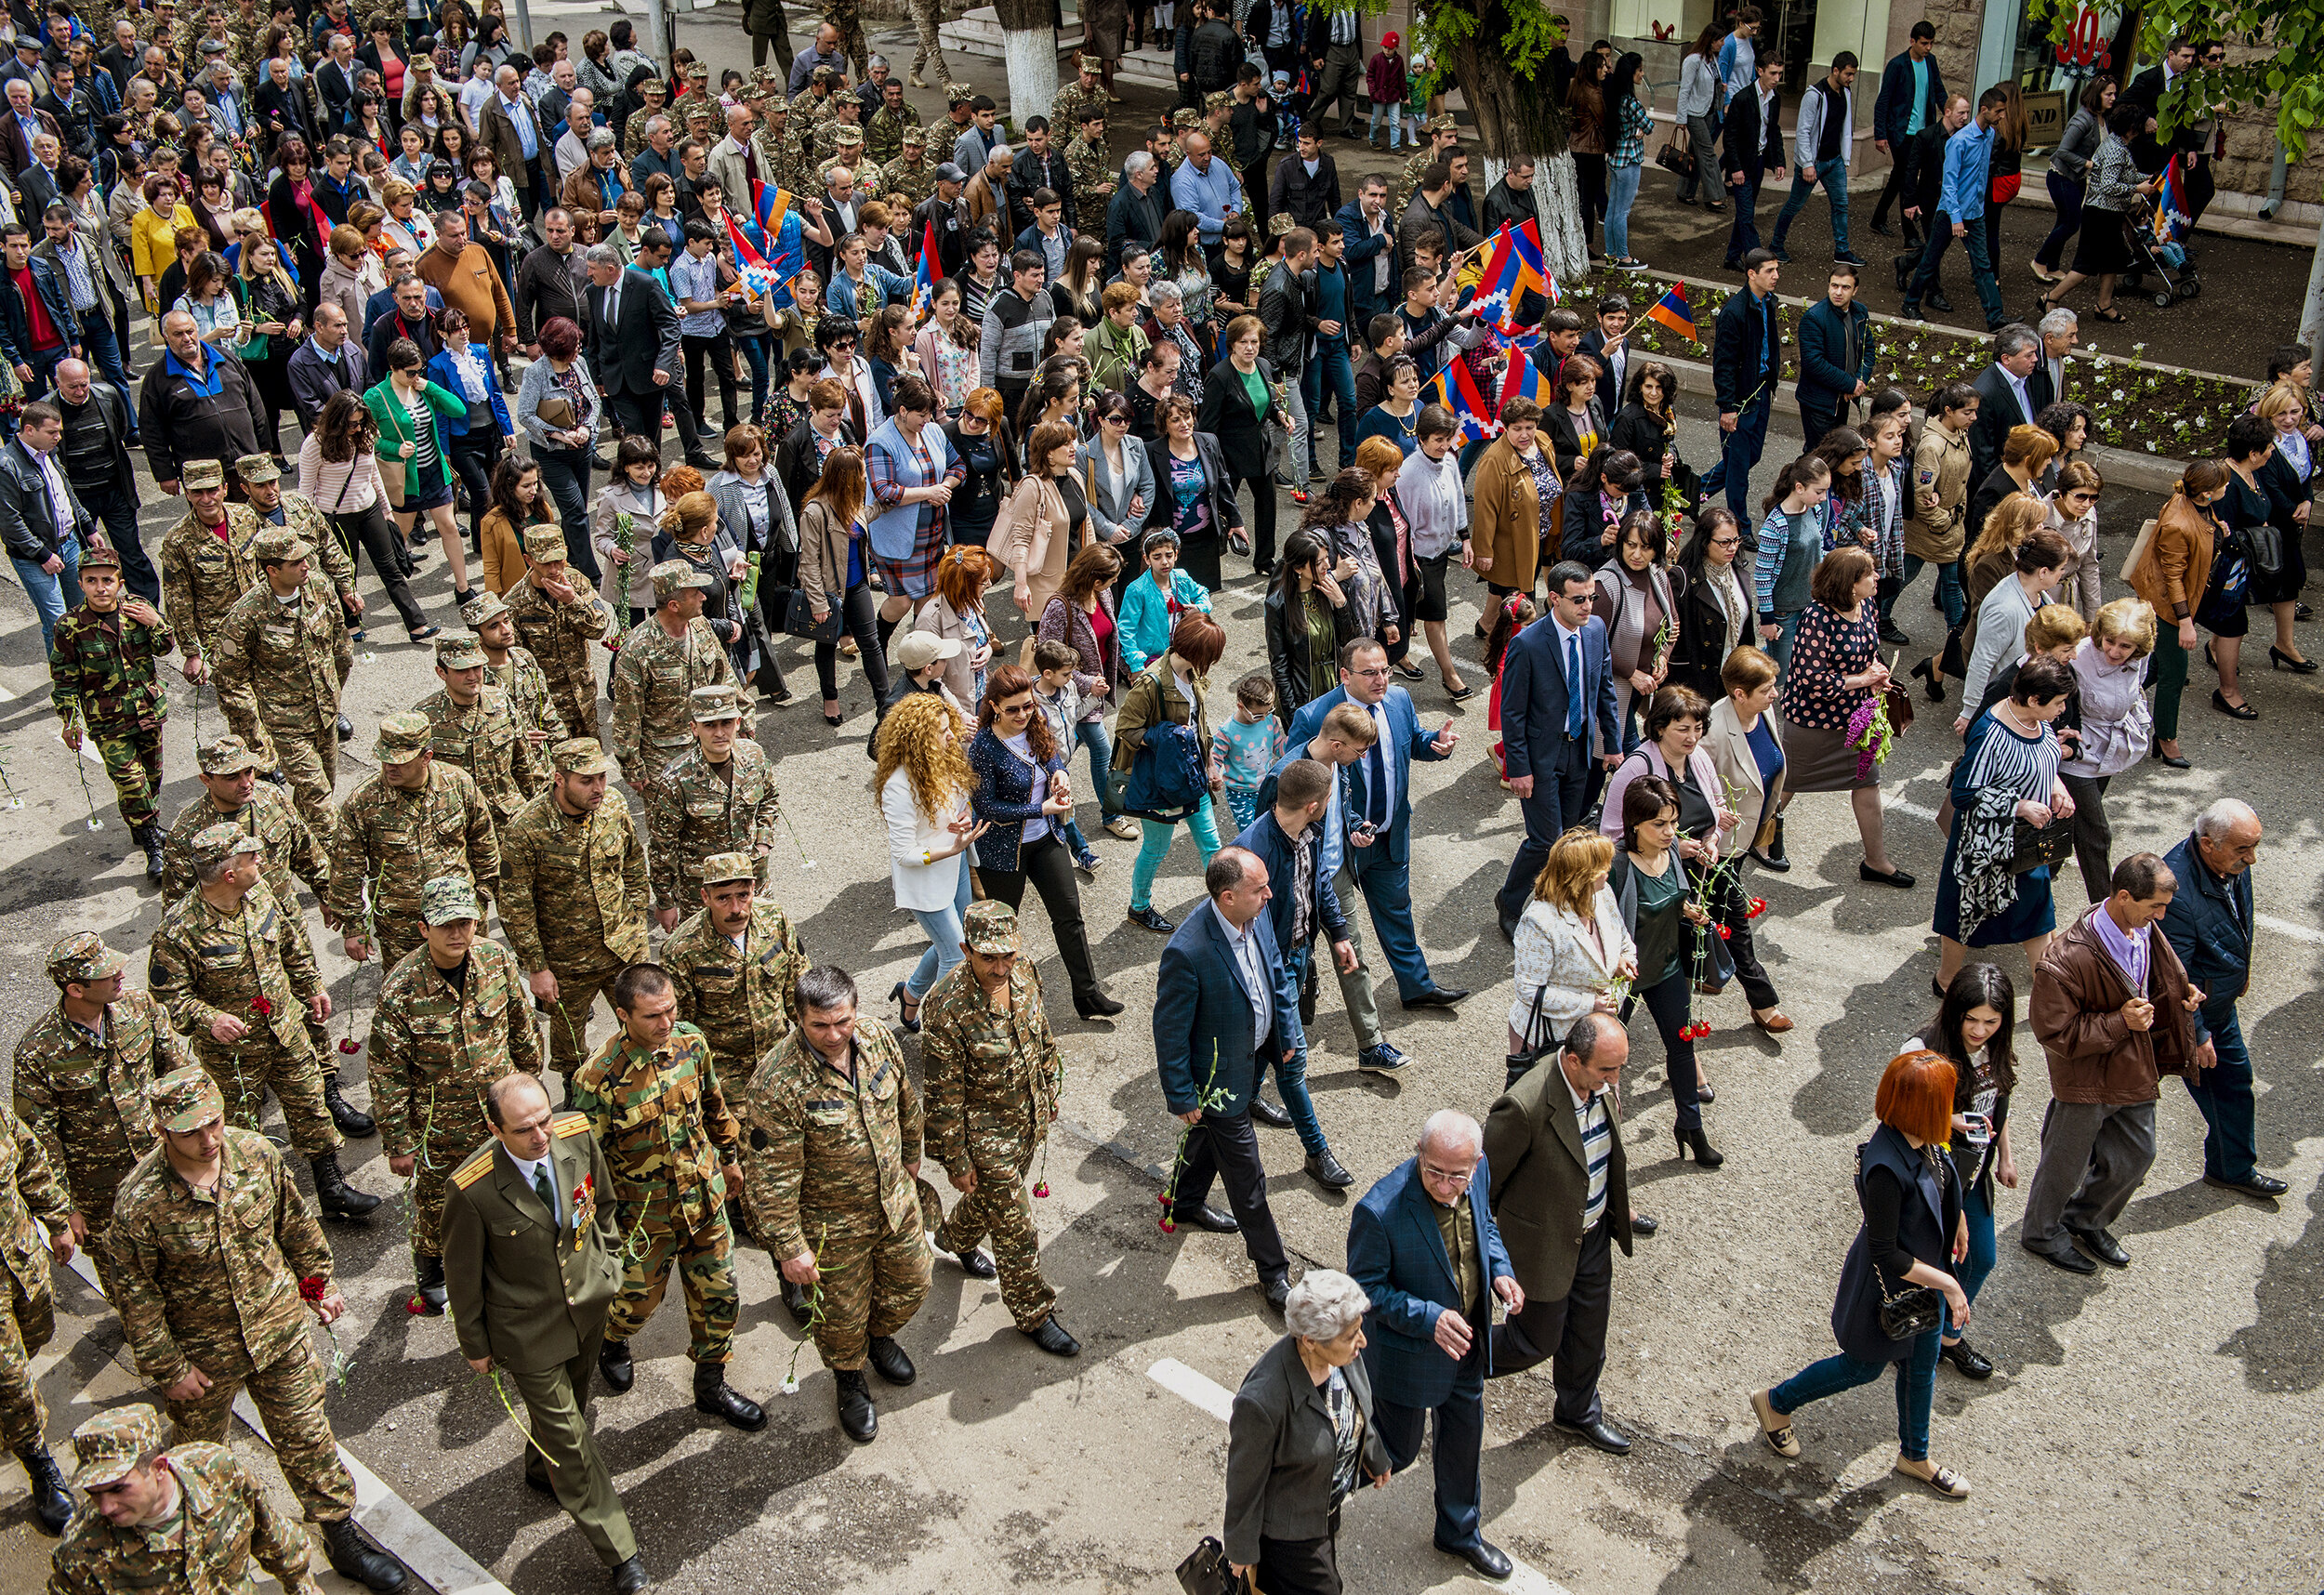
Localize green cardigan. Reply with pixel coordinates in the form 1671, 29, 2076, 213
363, 376, 468, 494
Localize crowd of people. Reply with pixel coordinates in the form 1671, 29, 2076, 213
0, 3, 2304, 1594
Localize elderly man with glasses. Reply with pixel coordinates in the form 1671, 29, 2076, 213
1494, 560, 1622, 941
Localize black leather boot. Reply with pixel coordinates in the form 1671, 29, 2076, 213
17, 1444, 70, 1536
323, 1078, 376, 1137
778, 1272, 812, 1325
321, 1517, 408, 1590
412, 1254, 447, 1315
598, 1338, 634, 1394
835, 1369, 876, 1442
134, 822, 166, 884
692, 1361, 767, 1431
310, 1152, 381, 1220
866, 1335, 916, 1386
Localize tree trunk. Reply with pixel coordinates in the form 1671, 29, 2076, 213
2302, 202, 2324, 359
1451, 33, 1587, 282
996, 0, 1062, 133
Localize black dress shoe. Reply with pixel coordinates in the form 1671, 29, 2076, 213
610, 1554, 650, 1594
1261, 1274, 1291, 1315
1927, 291, 1954, 312
1859, 862, 1917, 889
779, 1272, 812, 1325
2204, 1171, 2291, 1200
1305, 1148, 1355, 1189
1248, 1093, 1293, 1129
1939, 1338, 1995, 1379
2212, 688, 2260, 720
1023, 1314, 1082, 1356
1402, 985, 1469, 1009
1076, 992, 1126, 1018
948, 1245, 997, 1279
867, 1334, 918, 1385
1630, 1212, 1658, 1237
1169, 1203, 1239, 1232
2152, 745, 2192, 770
598, 1338, 635, 1393
1435, 1537, 1513, 1581
1869, 219, 1895, 236
2023, 1237, 2097, 1273
1554, 1415, 1632, 1454
693, 1364, 768, 1431
2069, 1226, 2130, 1269
1127, 904, 1175, 933
523, 1455, 557, 1495
835, 1369, 877, 1442
337, 712, 355, 743
413, 1254, 448, 1315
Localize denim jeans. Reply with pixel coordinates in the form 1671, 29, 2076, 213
1698, 392, 1771, 521
11, 536, 81, 655
1724, 173, 1764, 261
2184, 1004, 2258, 1181
1301, 340, 1357, 476
1949, 1178, 1996, 1334
1768, 608, 1802, 674
1068, 717, 1118, 820
79, 311, 138, 425
1604, 161, 1644, 258
737, 334, 771, 425
1367, 102, 1403, 147
1908, 213, 2004, 325
1255, 943, 1331, 1158
905, 852, 975, 1000
2035, 170, 2084, 269
1900, 554, 1964, 627
1770, 1325, 1943, 1460
1129, 797, 1222, 910
1775, 157, 1851, 256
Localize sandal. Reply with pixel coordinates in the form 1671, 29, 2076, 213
2093, 306, 2129, 323
1750, 1389, 1800, 1458
1895, 1457, 1971, 1498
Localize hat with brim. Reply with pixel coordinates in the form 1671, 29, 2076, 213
689, 684, 744, 723
251, 527, 310, 564
551, 738, 613, 776
149, 1067, 226, 1133
650, 560, 715, 599
461, 592, 510, 628
69, 1405, 164, 1492
962, 900, 1021, 955
47, 932, 126, 986
196, 734, 263, 774
182, 458, 226, 491
375, 711, 432, 762
234, 454, 281, 484
894, 631, 964, 671
521, 525, 567, 560
80, 544, 122, 571
420, 875, 481, 926
190, 821, 263, 871
698, 851, 757, 888
434, 636, 487, 670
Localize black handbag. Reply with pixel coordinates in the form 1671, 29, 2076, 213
782, 587, 843, 644
1504, 983, 1555, 1088
1877, 1276, 1945, 1340
2246, 520, 2284, 578
1655, 123, 1694, 177
1175, 1536, 1248, 1595
2008, 814, 2075, 875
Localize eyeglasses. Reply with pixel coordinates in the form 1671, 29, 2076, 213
998, 701, 1035, 717
1419, 1161, 1475, 1190
1711, 534, 1742, 548
1349, 666, 1392, 679
829, 337, 856, 349
1101, 414, 1129, 426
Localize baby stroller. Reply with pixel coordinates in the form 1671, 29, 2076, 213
2120, 208, 2199, 308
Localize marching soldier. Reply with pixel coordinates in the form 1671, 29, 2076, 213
12, 933, 189, 1299
442, 1074, 647, 1595
815, 119, 866, 179
502, 524, 614, 744
108, 1070, 406, 1590
569, 963, 766, 1433
326, 712, 499, 982
465, 591, 568, 784
49, 544, 174, 880
50, 1404, 328, 1595
825, 0, 868, 79
1392, 114, 1462, 220
906, 0, 949, 93
155, 457, 258, 686
0, 1103, 76, 1536
209, 521, 355, 837
920, 902, 1079, 1357
749, 97, 795, 193
416, 633, 546, 829
607, 561, 746, 800
661, 850, 809, 1100
371, 877, 543, 1315
744, 964, 930, 1443
148, 825, 377, 1219
646, 684, 780, 928
232, 454, 361, 630
498, 738, 650, 1078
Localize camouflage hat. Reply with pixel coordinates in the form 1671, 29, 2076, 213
1268, 212, 1295, 237
69, 1404, 164, 1491
148, 1067, 226, 1133
762, 97, 788, 115
690, 683, 744, 723
251, 526, 310, 564
420, 875, 481, 926
46, 931, 126, 985
551, 737, 613, 776
375, 710, 432, 761
1204, 90, 1232, 112
433, 634, 486, 669
698, 850, 757, 887
944, 83, 973, 104
833, 125, 864, 146
962, 900, 1021, 955
1171, 107, 1199, 128
521, 524, 567, 560
182, 458, 226, 491
80, 543, 121, 570
812, 64, 838, 83
461, 591, 510, 627
1425, 112, 1458, 135
190, 821, 263, 870
901, 124, 926, 144
196, 733, 263, 774
1078, 53, 1103, 72
233, 452, 281, 482
750, 66, 782, 87
687, 61, 709, 78
650, 559, 714, 599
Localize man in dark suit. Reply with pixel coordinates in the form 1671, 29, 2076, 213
1154, 848, 1305, 1315
442, 1073, 648, 1595
1346, 1110, 1521, 1583
2125, 35, 2200, 175
1484, 1010, 1635, 1454
581, 243, 680, 442
1578, 293, 1633, 416
480, 62, 552, 221
1495, 561, 1620, 939
1969, 323, 2043, 483
1795, 262, 1874, 449
1336, 176, 1397, 330
1720, 56, 1787, 270
1698, 248, 1784, 521
313, 33, 359, 133
1283, 638, 1468, 1013
1868, 21, 1947, 236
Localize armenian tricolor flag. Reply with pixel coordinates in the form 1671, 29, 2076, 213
1426, 357, 1501, 443
1645, 281, 1698, 343
908, 220, 941, 323
2153, 156, 2188, 243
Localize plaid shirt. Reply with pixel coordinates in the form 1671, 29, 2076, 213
1610, 95, 1652, 167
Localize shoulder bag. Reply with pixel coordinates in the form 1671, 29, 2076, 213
1857, 1141, 1946, 1340
1655, 120, 1694, 177
1505, 982, 1554, 1087
1176, 1536, 1248, 1595
784, 506, 846, 643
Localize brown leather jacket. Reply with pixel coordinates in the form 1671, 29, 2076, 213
2126, 492, 2215, 624
2029, 903, 2202, 1104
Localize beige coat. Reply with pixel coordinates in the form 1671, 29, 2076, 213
913, 592, 988, 706
1907, 417, 1973, 563
1704, 695, 1788, 852
1001, 473, 1080, 628
796, 497, 855, 611
1470, 435, 1547, 598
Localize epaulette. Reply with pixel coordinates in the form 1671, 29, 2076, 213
552, 1112, 592, 1139
450, 1148, 495, 1189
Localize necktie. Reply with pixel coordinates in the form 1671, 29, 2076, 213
1565, 633, 1587, 739
532, 1164, 556, 1222
1364, 740, 1388, 827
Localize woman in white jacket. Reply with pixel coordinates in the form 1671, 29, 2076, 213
2060, 598, 2155, 903
875, 691, 989, 1035
1510, 828, 1637, 1066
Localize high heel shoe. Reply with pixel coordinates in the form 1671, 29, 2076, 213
2271, 645, 2319, 673
1910, 656, 1947, 704
2152, 743, 2191, 770
888, 981, 921, 1035
2212, 688, 2259, 721
1673, 1125, 1724, 1167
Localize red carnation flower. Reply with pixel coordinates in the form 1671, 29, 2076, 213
297, 1275, 327, 1303
1716, 924, 1733, 941
249, 995, 274, 1017
1032, 1181, 1049, 1199
337, 1037, 361, 1055
405, 1295, 426, 1314
1158, 1218, 1177, 1233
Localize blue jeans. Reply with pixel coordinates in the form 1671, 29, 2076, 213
1301, 339, 1357, 475
1774, 157, 1851, 256
1767, 608, 1802, 674
1129, 797, 1222, 910
1604, 161, 1644, 258
79, 313, 138, 428
11, 536, 81, 656
737, 334, 771, 426
1252, 944, 1330, 1156
1698, 391, 1771, 521
2184, 1003, 2258, 1181
1724, 172, 1764, 261
1908, 213, 2004, 326
1770, 1325, 1943, 1460
1069, 717, 1118, 819
905, 852, 975, 1001
1367, 102, 1403, 147
1948, 1178, 1997, 1334
1901, 554, 1965, 627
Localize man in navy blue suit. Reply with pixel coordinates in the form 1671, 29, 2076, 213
1283, 638, 1469, 1020
1347, 1110, 1522, 1583
1495, 560, 1621, 940
1154, 847, 1306, 1316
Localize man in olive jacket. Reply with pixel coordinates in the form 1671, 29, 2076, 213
442, 1073, 646, 1595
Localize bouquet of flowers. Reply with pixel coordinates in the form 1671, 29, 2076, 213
1845, 692, 1895, 783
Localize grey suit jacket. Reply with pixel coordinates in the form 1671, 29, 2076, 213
1482, 1056, 1632, 1304
1222, 1333, 1393, 1565
441, 1113, 625, 1373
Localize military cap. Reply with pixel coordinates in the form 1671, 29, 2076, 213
698, 850, 757, 887
196, 733, 263, 773
812, 64, 838, 83
750, 66, 782, 87
687, 61, 709, 78
233, 452, 281, 482
962, 900, 1021, 955
1425, 112, 1457, 134
894, 631, 963, 670
944, 84, 974, 104
551, 737, 614, 775
690, 683, 744, 722
763, 98, 788, 115
69, 1404, 165, 1491
148, 1067, 226, 1132
650, 559, 714, 599
251, 526, 310, 563
1204, 90, 1232, 112
190, 821, 263, 869
375, 710, 433, 761
461, 591, 510, 627
79, 543, 121, 570
46, 931, 126, 985
901, 124, 926, 144
1078, 53, 1103, 72
433, 634, 486, 669
833, 125, 864, 146
182, 458, 226, 491
521, 524, 568, 560
1172, 108, 1199, 128
1268, 212, 1295, 237
421, 875, 481, 926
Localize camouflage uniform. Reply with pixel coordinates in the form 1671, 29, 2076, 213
645, 689, 781, 910
0, 1113, 70, 1457
607, 564, 747, 797
660, 856, 809, 1093
497, 741, 650, 1075
1050, 68, 1104, 149
743, 1014, 931, 1371
878, 142, 937, 218
825, 0, 867, 79
208, 540, 354, 838
231, 485, 359, 613
1392, 125, 1460, 221
863, 100, 918, 168
502, 556, 614, 744
325, 715, 500, 979
107, 1074, 359, 1523
920, 903, 1063, 1331
12, 935, 187, 1298
814, 121, 866, 174
1063, 130, 1115, 232
47, 582, 175, 830
569, 1021, 743, 1364
466, 589, 569, 788
50, 1417, 314, 1595
370, 895, 542, 1264
154, 500, 257, 677
907, 0, 949, 87
416, 637, 547, 829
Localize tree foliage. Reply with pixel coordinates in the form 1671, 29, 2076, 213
2029, 0, 2324, 158
1401, 0, 1573, 159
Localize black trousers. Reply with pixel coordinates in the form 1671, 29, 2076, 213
1257, 1508, 1342, 1595
984, 831, 1105, 1010
1487, 1214, 1612, 1428
1871, 156, 1909, 228
1705, 853, 1779, 1011
82, 484, 159, 605
812, 580, 891, 703
682, 330, 739, 434
1798, 397, 1845, 454
1221, 462, 1277, 569
1166, 1092, 1288, 1280
327, 504, 430, 634
1622, 971, 1702, 1131
535, 443, 601, 585
605, 386, 664, 442
447, 430, 502, 548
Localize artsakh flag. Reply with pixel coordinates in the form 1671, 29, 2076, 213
723, 209, 783, 298
2153, 155, 2188, 243
1645, 281, 1698, 343
1426, 356, 1500, 443
747, 181, 803, 279
1470, 220, 1553, 334
1497, 345, 1553, 413
908, 220, 941, 324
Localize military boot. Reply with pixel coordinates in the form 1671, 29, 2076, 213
323, 1077, 376, 1137
599, 1338, 635, 1393
310, 1152, 382, 1220
835, 1369, 877, 1442
412, 1254, 447, 1314
17, 1444, 71, 1536
693, 1362, 767, 1431
321, 1517, 408, 1591
134, 822, 166, 884
778, 1272, 812, 1325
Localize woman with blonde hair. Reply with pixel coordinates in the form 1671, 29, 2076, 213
2061, 597, 2155, 899
875, 689, 990, 1033
798, 444, 891, 720
377, 178, 432, 257
914, 546, 1000, 708
1963, 424, 2057, 559
1509, 827, 1635, 1078
131, 174, 196, 322
653, 486, 773, 693
2252, 383, 2317, 673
